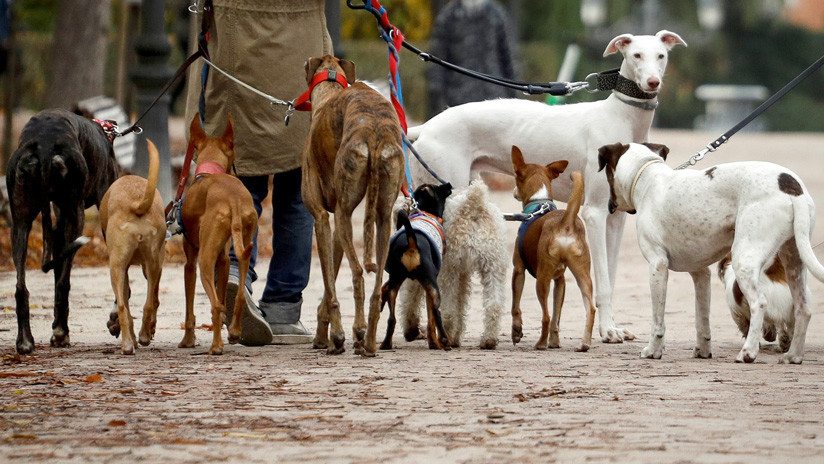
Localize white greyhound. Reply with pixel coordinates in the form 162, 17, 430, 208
597, 142, 824, 364
407, 31, 686, 343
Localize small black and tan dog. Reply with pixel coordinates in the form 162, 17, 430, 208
8, 109, 121, 354
379, 183, 452, 350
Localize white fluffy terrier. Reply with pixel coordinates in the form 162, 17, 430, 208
397, 180, 508, 349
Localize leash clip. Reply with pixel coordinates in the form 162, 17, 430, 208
284, 102, 296, 126
584, 73, 600, 93
565, 81, 590, 95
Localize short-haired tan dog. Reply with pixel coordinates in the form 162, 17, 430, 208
99, 140, 165, 355
301, 55, 404, 356
178, 114, 258, 355
510, 146, 597, 352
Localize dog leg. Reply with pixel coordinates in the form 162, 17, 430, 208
109, 248, 136, 354
511, 254, 527, 346
399, 280, 424, 342
49, 204, 84, 348
582, 205, 624, 344
779, 240, 811, 364
479, 254, 505, 350
535, 271, 553, 350
179, 243, 199, 349
641, 258, 668, 359
12, 220, 35, 354
379, 279, 402, 350
334, 208, 366, 354
139, 257, 162, 347
568, 259, 596, 352
197, 240, 226, 355
315, 210, 346, 354
605, 212, 634, 342
690, 267, 712, 359
549, 276, 565, 349
364, 206, 393, 356
424, 283, 449, 350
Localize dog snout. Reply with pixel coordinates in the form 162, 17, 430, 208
608, 199, 617, 214
646, 77, 660, 91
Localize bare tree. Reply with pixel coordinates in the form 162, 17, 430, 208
46, 0, 111, 108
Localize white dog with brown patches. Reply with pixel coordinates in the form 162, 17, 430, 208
407, 31, 686, 344
597, 142, 824, 364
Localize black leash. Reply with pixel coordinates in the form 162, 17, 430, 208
677, 53, 824, 169
348, 0, 589, 96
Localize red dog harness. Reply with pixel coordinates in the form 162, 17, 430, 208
292, 70, 350, 112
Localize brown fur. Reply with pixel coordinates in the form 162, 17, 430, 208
301, 55, 405, 356
509, 146, 597, 352
99, 140, 165, 355
177, 114, 258, 355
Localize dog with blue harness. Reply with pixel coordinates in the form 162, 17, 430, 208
380, 183, 453, 351
509, 146, 597, 352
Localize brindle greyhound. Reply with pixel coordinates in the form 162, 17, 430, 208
8, 109, 121, 354
301, 55, 405, 356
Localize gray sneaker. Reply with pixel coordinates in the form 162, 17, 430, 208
224, 278, 272, 346
259, 299, 313, 345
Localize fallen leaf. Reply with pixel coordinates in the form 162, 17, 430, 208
223, 432, 267, 439
108, 420, 127, 427
7, 433, 37, 440
171, 438, 207, 445
84, 375, 103, 383
0, 371, 38, 378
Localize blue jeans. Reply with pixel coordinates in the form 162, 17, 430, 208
229, 168, 313, 304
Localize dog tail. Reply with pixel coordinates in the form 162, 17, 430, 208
562, 171, 584, 228
398, 209, 420, 271
230, 206, 253, 262
363, 142, 381, 273
133, 140, 160, 216
791, 192, 824, 283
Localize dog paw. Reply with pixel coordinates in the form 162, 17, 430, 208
779, 353, 803, 364
575, 343, 590, 353
121, 343, 135, 355
360, 349, 377, 358
208, 345, 224, 355
326, 345, 345, 355
178, 336, 196, 349
511, 325, 523, 345
50, 331, 70, 348
693, 347, 712, 359
138, 332, 152, 346
312, 335, 329, 350
602, 327, 631, 344
734, 349, 757, 363
227, 332, 240, 345
534, 341, 548, 350
640, 345, 662, 359
379, 341, 393, 350
107, 312, 120, 337
479, 338, 497, 350
16, 338, 35, 355
404, 326, 420, 342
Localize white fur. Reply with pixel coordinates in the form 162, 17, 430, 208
528, 186, 550, 202
407, 31, 686, 344
610, 143, 824, 364
398, 181, 508, 348
720, 259, 801, 352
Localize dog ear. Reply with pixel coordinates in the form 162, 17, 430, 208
222, 114, 235, 151
338, 59, 357, 83
656, 30, 687, 50
597, 143, 629, 172
641, 142, 669, 160
546, 160, 569, 178
604, 34, 633, 57
305, 57, 323, 84
510, 145, 526, 174
190, 113, 206, 148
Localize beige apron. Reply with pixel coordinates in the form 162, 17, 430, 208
184, 0, 333, 176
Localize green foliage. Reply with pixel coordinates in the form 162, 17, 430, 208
343, 0, 433, 40
14, 0, 60, 33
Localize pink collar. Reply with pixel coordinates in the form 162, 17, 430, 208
195, 161, 226, 176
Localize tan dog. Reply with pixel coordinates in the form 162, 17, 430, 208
301, 55, 404, 356
99, 140, 165, 355
510, 146, 596, 352
178, 115, 258, 355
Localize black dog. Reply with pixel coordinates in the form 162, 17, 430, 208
8, 109, 121, 354
380, 183, 452, 350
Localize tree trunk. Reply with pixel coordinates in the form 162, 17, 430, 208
45, 0, 110, 109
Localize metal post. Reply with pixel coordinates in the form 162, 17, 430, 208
325, 0, 344, 58
130, 0, 173, 203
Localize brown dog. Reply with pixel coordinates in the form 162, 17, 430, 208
99, 140, 165, 355
301, 55, 404, 356
510, 146, 596, 352
177, 115, 258, 355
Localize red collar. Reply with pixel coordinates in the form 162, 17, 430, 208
292, 70, 349, 112
92, 118, 118, 143
195, 161, 226, 176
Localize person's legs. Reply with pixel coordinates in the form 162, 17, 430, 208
258, 168, 314, 341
